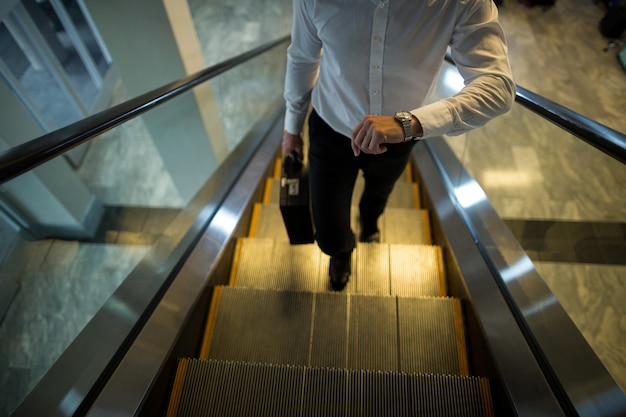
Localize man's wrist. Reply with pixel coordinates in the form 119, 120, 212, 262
411, 115, 423, 139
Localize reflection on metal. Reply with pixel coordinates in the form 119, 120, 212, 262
210, 206, 239, 238
454, 180, 486, 209
500, 256, 535, 283
521, 293, 558, 319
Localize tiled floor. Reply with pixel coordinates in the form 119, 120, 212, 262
1, 0, 625, 415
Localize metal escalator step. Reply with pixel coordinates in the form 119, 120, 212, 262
353, 243, 442, 296
201, 287, 468, 375
398, 296, 469, 376
352, 174, 418, 209
167, 359, 494, 417
349, 205, 429, 244
348, 294, 398, 372
252, 203, 429, 244
265, 169, 418, 210
202, 286, 313, 365
382, 207, 431, 244
302, 366, 351, 416
233, 239, 443, 297
249, 203, 290, 241
355, 242, 391, 295
390, 244, 446, 297
232, 237, 321, 291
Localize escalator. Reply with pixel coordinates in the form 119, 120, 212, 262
2, 35, 625, 417
165, 164, 494, 415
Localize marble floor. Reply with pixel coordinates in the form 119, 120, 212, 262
0, 0, 625, 415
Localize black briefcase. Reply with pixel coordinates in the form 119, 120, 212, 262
279, 153, 314, 244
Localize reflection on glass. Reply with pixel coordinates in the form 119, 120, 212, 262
25, 0, 98, 108
0, 19, 83, 130
213, 45, 287, 150
60, 0, 110, 77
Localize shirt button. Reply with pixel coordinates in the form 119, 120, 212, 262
374, 36, 382, 43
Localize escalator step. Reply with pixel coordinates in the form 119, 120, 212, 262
390, 244, 446, 297
248, 203, 290, 241
230, 237, 322, 291
166, 359, 494, 417
200, 287, 468, 375
352, 174, 418, 209
264, 163, 418, 207
251, 202, 430, 244
232, 238, 444, 297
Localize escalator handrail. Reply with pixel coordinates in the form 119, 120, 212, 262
2, 38, 622, 184
0, 35, 291, 184
444, 54, 626, 164
515, 86, 626, 164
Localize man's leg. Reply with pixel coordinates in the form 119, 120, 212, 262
308, 110, 358, 289
308, 109, 358, 256
358, 141, 416, 241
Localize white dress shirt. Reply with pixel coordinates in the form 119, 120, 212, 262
284, 0, 515, 140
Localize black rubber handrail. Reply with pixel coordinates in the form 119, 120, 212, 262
515, 86, 626, 164
0, 35, 290, 184
443, 54, 626, 165
2, 40, 623, 184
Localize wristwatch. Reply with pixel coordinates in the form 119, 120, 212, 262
394, 111, 414, 141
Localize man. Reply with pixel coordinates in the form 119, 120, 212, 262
282, 0, 515, 291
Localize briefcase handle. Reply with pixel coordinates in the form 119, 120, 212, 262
282, 151, 303, 178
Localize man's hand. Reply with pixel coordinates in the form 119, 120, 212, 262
351, 115, 403, 156
282, 131, 304, 161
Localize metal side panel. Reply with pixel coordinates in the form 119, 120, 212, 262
167, 359, 494, 417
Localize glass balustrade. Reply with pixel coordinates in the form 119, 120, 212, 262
0, 41, 287, 417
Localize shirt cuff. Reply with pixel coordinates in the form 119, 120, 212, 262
284, 109, 308, 135
412, 101, 454, 139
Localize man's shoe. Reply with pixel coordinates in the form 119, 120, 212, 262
359, 229, 380, 243
359, 216, 380, 243
329, 256, 351, 291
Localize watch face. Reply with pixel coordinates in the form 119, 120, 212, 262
396, 111, 411, 121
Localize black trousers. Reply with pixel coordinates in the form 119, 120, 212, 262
308, 109, 416, 257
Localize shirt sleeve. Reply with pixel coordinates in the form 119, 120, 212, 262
283, 0, 322, 135
412, 0, 516, 138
